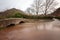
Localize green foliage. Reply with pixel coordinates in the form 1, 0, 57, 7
6, 12, 60, 19
12, 13, 23, 18
7, 13, 53, 19
7, 13, 23, 18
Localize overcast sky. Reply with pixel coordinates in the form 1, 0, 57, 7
0, 0, 60, 11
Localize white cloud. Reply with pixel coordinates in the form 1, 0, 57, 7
0, 0, 60, 11
0, 0, 34, 11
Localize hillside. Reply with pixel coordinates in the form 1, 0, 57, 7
0, 8, 41, 19
0, 8, 27, 19
0, 8, 60, 19
50, 8, 60, 17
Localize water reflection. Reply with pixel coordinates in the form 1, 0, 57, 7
34, 19, 60, 31
20, 19, 60, 32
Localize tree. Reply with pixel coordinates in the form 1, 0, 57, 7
44, 0, 58, 15
26, 0, 58, 15
26, 8, 31, 14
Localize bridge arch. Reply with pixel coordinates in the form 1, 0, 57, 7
6, 24, 15, 27
19, 21, 25, 24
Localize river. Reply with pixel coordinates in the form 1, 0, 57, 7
0, 19, 60, 40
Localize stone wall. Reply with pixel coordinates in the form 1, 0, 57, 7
0, 18, 26, 27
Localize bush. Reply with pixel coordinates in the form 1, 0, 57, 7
7, 12, 60, 19
54, 16, 60, 19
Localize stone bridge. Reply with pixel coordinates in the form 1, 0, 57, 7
0, 18, 28, 27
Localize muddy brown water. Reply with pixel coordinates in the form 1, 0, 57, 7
0, 19, 60, 40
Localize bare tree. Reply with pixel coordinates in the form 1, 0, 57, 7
26, 8, 34, 15
44, 0, 58, 15
26, 0, 58, 15
26, 8, 31, 14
